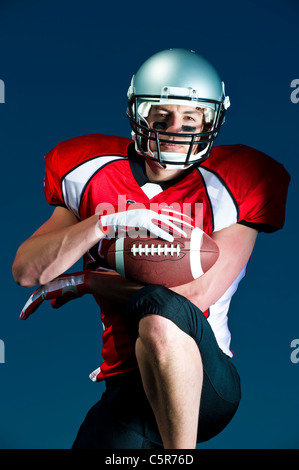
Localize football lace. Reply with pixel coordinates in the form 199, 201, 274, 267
130, 243, 181, 256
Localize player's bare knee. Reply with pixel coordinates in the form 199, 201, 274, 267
138, 314, 181, 361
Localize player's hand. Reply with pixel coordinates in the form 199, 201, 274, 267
99, 207, 193, 242
20, 271, 91, 320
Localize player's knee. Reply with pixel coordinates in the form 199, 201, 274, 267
138, 314, 181, 361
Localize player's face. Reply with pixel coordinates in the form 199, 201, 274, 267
146, 104, 204, 154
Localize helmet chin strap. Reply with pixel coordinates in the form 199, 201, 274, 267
152, 152, 193, 170
152, 138, 210, 169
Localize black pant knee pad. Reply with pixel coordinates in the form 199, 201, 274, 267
124, 284, 201, 344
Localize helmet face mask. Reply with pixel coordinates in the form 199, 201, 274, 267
127, 49, 230, 169
128, 96, 225, 168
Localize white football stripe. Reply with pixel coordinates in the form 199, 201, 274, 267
115, 237, 125, 278
190, 227, 204, 279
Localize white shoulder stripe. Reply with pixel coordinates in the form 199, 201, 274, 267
197, 167, 238, 231
61, 155, 125, 218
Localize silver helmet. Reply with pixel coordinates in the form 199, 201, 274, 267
127, 48, 230, 169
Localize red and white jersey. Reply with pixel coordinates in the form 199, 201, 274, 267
44, 134, 290, 381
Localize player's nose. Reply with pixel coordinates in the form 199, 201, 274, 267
166, 113, 182, 133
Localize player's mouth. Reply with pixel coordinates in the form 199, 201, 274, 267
160, 143, 186, 152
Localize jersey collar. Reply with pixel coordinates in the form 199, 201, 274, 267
127, 143, 195, 191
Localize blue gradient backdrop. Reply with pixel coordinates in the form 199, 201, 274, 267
0, 0, 298, 449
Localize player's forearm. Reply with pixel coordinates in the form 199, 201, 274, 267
13, 214, 103, 287
87, 270, 143, 303
170, 266, 228, 313
171, 224, 258, 312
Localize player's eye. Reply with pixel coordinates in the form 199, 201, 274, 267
157, 113, 167, 119
184, 115, 195, 122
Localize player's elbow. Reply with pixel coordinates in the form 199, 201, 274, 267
12, 256, 39, 287
12, 266, 37, 287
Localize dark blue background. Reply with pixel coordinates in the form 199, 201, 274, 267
0, 0, 298, 449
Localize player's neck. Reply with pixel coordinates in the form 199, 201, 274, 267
144, 159, 186, 183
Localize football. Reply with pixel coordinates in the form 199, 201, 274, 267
102, 227, 219, 287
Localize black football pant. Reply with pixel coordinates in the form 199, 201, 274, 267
72, 285, 241, 449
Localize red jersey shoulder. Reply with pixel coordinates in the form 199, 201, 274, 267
44, 134, 133, 206
45, 134, 132, 175
204, 144, 290, 231
205, 144, 288, 183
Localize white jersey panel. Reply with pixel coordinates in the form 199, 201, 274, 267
197, 166, 244, 356
197, 166, 238, 231
207, 265, 247, 357
61, 155, 125, 218
140, 182, 164, 199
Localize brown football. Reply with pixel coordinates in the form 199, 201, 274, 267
102, 227, 219, 287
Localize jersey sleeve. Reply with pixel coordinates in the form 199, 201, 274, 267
236, 147, 290, 232
205, 145, 290, 233
44, 143, 65, 207
43, 133, 133, 210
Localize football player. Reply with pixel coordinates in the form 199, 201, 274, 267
12, 49, 290, 449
